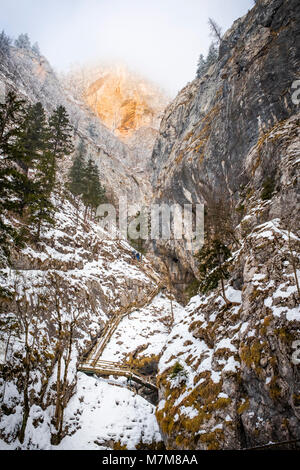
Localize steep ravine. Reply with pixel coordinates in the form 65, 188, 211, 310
0, 0, 299, 451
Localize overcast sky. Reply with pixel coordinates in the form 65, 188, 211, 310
1, 0, 253, 95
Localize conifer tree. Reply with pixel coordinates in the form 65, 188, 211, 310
195, 186, 236, 304
16, 102, 48, 175
206, 43, 218, 67
27, 183, 55, 241
0, 30, 12, 61
48, 106, 74, 161
82, 157, 105, 219
15, 33, 31, 50
67, 142, 86, 199
89, 160, 105, 208
196, 239, 231, 303
0, 94, 75, 245
0, 93, 28, 259
196, 54, 207, 79
32, 42, 40, 56
195, 43, 219, 80
0, 91, 26, 157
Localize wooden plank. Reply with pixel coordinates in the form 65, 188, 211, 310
78, 365, 158, 391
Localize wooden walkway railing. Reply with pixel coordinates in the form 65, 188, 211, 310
78, 359, 158, 392
78, 279, 164, 393
85, 282, 163, 366
243, 438, 300, 451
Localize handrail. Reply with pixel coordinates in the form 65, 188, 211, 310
89, 282, 163, 365
243, 438, 300, 451
78, 276, 166, 393
78, 361, 158, 391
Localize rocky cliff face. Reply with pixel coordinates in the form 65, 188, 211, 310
63, 64, 169, 178
151, 0, 300, 296
156, 216, 300, 450
152, 0, 300, 449
84, 66, 167, 141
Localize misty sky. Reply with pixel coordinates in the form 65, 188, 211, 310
1, 0, 253, 95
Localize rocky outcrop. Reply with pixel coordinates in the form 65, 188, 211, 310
63, 64, 169, 192
156, 217, 300, 450
84, 66, 168, 143
150, 0, 300, 296
152, 0, 300, 449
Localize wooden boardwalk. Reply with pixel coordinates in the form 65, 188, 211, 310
78, 280, 164, 393
83, 283, 163, 366
78, 359, 158, 391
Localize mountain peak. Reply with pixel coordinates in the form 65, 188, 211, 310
69, 63, 169, 141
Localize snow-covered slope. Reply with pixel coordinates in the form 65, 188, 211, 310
156, 218, 300, 450
0, 187, 170, 450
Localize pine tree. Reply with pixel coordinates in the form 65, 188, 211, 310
48, 106, 74, 161
195, 42, 219, 80
206, 43, 218, 67
0, 91, 26, 157
82, 158, 105, 219
27, 106, 75, 240
0, 93, 28, 260
91, 163, 106, 212
0, 165, 29, 256
67, 142, 86, 198
0, 30, 12, 61
15, 102, 48, 175
27, 180, 55, 241
15, 33, 31, 50
25, 106, 64, 241
196, 54, 207, 79
32, 42, 40, 56
196, 238, 231, 303
0, 94, 74, 246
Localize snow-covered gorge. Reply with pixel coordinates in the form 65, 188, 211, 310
0, 0, 299, 451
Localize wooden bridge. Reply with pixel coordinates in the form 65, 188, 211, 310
78, 280, 165, 393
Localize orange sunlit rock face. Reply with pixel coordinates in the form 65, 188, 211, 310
84, 66, 168, 141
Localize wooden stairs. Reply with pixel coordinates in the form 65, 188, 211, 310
78, 280, 165, 393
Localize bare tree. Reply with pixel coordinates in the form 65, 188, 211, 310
48, 273, 89, 444
14, 280, 42, 444
208, 17, 223, 44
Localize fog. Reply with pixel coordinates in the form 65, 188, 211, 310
1, 0, 253, 95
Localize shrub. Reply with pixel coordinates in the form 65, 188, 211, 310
261, 177, 275, 200
170, 362, 187, 380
